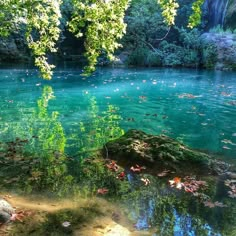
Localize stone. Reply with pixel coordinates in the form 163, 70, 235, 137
0, 198, 15, 223
103, 129, 215, 175
0, 34, 30, 63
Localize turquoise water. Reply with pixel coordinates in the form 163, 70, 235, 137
0, 67, 235, 161
0, 67, 236, 235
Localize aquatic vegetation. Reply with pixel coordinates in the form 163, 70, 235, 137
0, 68, 235, 235
100, 129, 236, 234
74, 94, 125, 158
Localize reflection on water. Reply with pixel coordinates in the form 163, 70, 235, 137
69, 92, 124, 157
124, 172, 236, 236
0, 68, 236, 235
0, 85, 73, 195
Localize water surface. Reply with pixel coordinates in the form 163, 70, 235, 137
0, 67, 236, 235
0, 67, 235, 160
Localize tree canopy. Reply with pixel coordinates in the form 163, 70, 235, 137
0, 0, 204, 79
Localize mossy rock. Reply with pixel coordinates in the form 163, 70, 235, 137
103, 130, 230, 175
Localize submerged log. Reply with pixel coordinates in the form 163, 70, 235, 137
103, 129, 231, 175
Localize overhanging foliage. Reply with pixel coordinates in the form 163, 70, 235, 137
0, 0, 205, 79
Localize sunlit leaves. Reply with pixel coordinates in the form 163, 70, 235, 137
0, 0, 26, 37
1, 0, 207, 79
25, 0, 62, 80
0, 1, 62, 80
188, 0, 204, 28
157, 0, 179, 26
69, 0, 130, 75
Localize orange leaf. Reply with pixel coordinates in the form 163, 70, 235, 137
173, 177, 181, 183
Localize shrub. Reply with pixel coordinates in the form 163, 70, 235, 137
201, 43, 217, 69
127, 46, 149, 66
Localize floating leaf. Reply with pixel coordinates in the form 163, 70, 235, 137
227, 100, 236, 106
221, 139, 236, 145
178, 93, 196, 99
127, 117, 135, 122
221, 92, 231, 97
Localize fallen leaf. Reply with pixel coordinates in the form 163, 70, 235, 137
130, 164, 145, 173
225, 179, 236, 198
214, 201, 227, 207
141, 178, 150, 186
116, 172, 125, 180
203, 201, 227, 208
97, 188, 109, 195
106, 161, 119, 172
169, 177, 183, 189
173, 177, 181, 183
203, 201, 215, 208
157, 170, 170, 177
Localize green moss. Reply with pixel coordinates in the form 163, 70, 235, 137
105, 129, 210, 174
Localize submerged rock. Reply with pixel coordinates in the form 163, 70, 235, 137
0, 198, 15, 224
103, 129, 229, 175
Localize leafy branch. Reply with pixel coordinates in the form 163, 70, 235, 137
69, 0, 130, 75
0, 0, 205, 79
25, 0, 62, 80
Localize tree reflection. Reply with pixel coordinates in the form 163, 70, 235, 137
73, 93, 124, 157
33, 85, 66, 153
0, 85, 73, 196
25, 85, 73, 195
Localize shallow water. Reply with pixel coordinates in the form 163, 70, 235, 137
0, 67, 236, 235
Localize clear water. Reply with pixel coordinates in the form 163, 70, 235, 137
0, 67, 236, 235
0, 67, 235, 161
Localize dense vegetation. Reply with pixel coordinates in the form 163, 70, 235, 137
0, 0, 206, 79
1, 2, 236, 235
